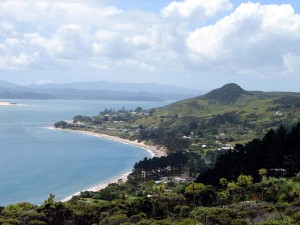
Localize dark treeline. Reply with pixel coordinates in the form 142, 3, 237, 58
128, 153, 188, 181
198, 123, 300, 185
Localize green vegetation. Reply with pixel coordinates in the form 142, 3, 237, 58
6, 83, 300, 224
3, 167, 300, 224
198, 124, 300, 185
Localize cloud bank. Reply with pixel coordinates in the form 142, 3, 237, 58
0, 0, 300, 80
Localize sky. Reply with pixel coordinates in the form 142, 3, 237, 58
0, 0, 300, 91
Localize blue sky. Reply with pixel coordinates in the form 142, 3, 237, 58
0, 0, 300, 91
110, 0, 300, 13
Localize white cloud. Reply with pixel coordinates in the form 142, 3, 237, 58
0, 1, 121, 25
0, 22, 17, 38
0, 53, 35, 70
161, 0, 232, 20
0, 0, 299, 81
283, 53, 300, 74
185, 3, 300, 76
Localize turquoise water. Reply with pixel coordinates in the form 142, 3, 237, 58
0, 99, 169, 206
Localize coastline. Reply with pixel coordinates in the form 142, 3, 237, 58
55, 127, 166, 202
61, 171, 131, 202
56, 128, 166, 158
0, 101, 17, 106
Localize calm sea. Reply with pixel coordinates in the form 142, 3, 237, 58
0, 99, 169, 206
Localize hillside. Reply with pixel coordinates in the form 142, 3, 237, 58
153, 83, 300, 117
130, 83, 300, 144
202, 83, 252, 104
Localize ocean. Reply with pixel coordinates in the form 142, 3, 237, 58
0, 99, 169, 206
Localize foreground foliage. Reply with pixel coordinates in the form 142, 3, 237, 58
2, 171, 300, 224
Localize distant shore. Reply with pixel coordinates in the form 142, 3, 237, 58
55, 127, 166, 202
0, 101, 17, 106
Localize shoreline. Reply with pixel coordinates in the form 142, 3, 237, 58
60, 171, 131, 202
56, 128, 167, 158
0, 101, 17, 106
54, 127, 166, 202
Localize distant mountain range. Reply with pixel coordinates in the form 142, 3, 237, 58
0, 81, 203, 101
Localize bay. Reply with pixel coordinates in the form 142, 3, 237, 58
0, 99, 169, 206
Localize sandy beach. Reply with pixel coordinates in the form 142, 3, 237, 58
78, 130, 166, 157
56, 127, 166, 202
61, 171, 131, 202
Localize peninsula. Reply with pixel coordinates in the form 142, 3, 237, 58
0, 101, 16, 106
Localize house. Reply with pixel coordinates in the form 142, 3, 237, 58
275, 111, 284, 117
164, 189, 172, 194
183, 135, 191, 139
216, 133, 227, 140
217, 144, 233, 152
173, 177, 187, 183
160, 177, 169, 183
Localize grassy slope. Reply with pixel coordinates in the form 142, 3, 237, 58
135, 84, 300, 142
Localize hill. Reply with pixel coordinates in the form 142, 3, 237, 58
27, 81, 200, 95
127, 83, 300, 145
27, 81, 202, 101
152, 83, 300, 116
202, 83, 252, 104
0, 80, 202, 101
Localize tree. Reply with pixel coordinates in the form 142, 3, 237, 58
185, 183, 217, 207
153, 184, 166, 196
198, 124, 300, 185
219, 178, 228, 189
179, 218, 198, 225
190, 207, 241, 225
135, 107, 143, 113
259, 168, 268, 179
236, 175, 253, 202
2, 202, 34, 215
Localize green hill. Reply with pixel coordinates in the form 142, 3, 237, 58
202, 83, 252, 104
134, 83, 300, 144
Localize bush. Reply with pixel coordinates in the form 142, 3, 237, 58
100, 212, 110, 220
28, 220, 47, 225
190, 207, 241, 225
175, 205, 190, 218
257, 220, 293, 225
0, 218, 20, 225
231, 219, 249, 225
137, 219, 153, 225
107, 214, 129, 225
293, 211, 300, 224
130, 213, 147, 223
179, 218, 199, 225
92, 193, 102, 200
